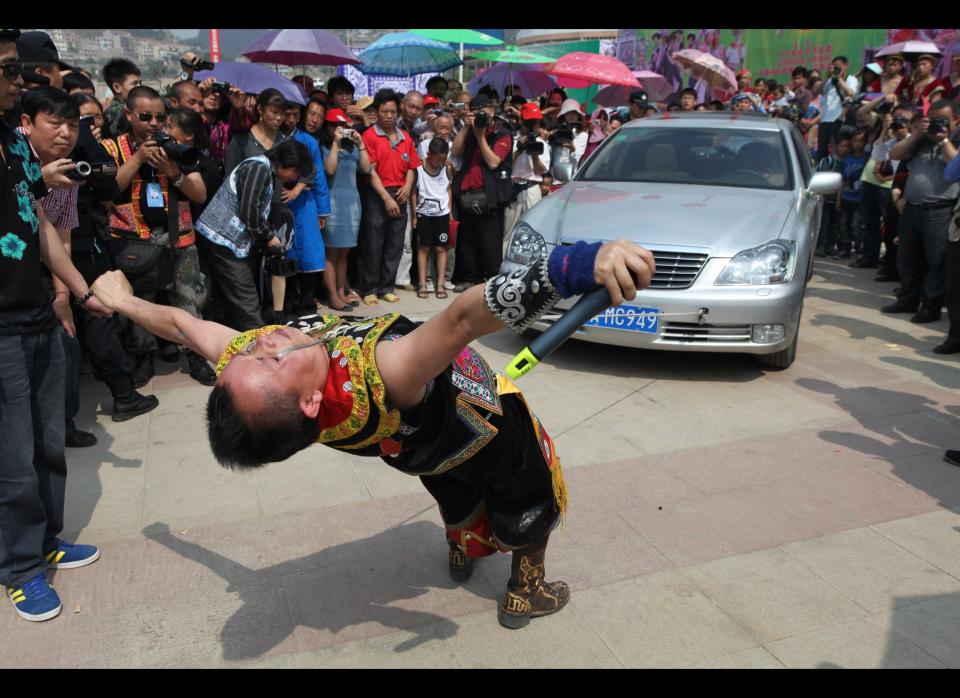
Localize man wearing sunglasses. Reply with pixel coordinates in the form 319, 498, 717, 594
1, 29, 113, 623
91, 236, 655, 629
101, 85, 214, 387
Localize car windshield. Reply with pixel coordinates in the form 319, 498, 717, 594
579, 126, 793, 191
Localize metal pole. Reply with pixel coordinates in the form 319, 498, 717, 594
459, 41, 464, 83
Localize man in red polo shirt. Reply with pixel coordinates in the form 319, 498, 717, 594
450, 94, 514, 292
360, 89, 421, 306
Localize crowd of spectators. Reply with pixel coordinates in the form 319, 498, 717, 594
1, 28, 959, 622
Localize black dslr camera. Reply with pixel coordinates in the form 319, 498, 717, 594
928, 117, 950, 139
473, 109, 490, 130
518, 121, 544, 155
210, 81, 231, 95
152, 132, 200, 168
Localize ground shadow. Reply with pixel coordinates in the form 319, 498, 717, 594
808, 314, 941, 353
880, 356, 960, 391
143, 520, 497, 662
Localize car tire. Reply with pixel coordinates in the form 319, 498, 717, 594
756, 330, 798, 370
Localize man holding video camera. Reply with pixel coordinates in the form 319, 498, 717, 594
503, 102, 550, 242
883, 99, 960, 326
818, 56, 859, 160
101, 85, 214, 386
450, 94, 513, 292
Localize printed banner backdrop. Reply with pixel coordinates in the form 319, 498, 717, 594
337, 48, 439, 99
744, 29, 887, 83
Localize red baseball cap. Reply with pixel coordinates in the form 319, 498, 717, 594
325, 108, 350, 124
423, 95, 440, 107
520, 102, 543, 120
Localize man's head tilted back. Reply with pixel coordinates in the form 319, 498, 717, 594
206, 325, 329, 469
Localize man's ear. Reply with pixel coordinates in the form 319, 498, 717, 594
299, 389, 323, 420
19, 113, 33, 135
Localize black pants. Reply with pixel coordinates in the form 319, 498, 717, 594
196, 236, 264, 331
817, 121, 842, 161
945, 239, 960, 344
881, 204, 900, 278
361, 187, 407, 297
0, 330, 66, 587
817, 201, 842, 252
452, 206, 503, 285
860, 182, 890, 264
838, 201, 861, 253
897, 204, 954, 312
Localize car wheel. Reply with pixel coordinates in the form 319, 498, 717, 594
756, 330, 798, 370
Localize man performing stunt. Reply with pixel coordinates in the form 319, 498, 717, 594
91, 239, 654, 628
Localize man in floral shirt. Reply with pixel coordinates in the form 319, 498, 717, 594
0, 30, 111, 623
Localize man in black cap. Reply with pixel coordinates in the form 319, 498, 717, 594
627, 90, 651, 121
16, 30, 77, 90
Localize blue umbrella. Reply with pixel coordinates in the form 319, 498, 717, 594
356, 32, 462, 77
194, 61, 307, 105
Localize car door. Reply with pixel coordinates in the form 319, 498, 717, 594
790, 127, 820, 280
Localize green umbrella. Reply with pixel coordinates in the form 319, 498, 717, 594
467, 47, 556, 64
412, 29, 503, 82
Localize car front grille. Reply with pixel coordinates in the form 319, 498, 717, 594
649, 251, 709, 289
661, 322, 752, 342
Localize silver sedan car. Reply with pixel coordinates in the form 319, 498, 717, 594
502, 112, 842, 369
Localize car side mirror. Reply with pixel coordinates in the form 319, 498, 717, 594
807, 172, 841, 197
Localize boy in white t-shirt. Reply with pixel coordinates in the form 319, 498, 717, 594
412, 138, 455, 299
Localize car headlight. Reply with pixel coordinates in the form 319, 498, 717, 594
505, 222, 547, 265
715, 240, 797, 286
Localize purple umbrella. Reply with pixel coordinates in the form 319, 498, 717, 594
241, 29, 359, 66
194, 62, 307, 105
468, 62, 557, 99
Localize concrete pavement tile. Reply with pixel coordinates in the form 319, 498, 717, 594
764, 616, 945, 669
574, 569, 757, 667
564, 456, 701, 515
352, 458, 429, 499
61, 487, 144, 541
0, 618, 64, 667
818, 414, 948, 461
142, 474, 262, 530
375, 491, 446, 530
791, 351, 904, 389
600, 394, 729, 456
681, 548, 866, 643
552, 421, 642, 469
764, 428, 885, 472
748, 468, 938, 535
872, 509, 960, 580
620, 488, 819, 567
242, 622, 461, 668
255, 462, 371, 516
864, 451, 960, 509
66, 449, 147, 496
690, 647, 786, 668
781, 528, 960, 613
440, 603, 622, 668
144, 442, 226, 488
877, 593, 960, 668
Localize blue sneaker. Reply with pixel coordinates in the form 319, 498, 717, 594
7, 573, 62, 622
45, 540, 100, 569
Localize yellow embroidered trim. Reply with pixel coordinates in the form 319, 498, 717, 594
349, 314, 402, 449
317, 336, 370, 444
214, 325, 286, 376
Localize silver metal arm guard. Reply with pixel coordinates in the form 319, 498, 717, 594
484, 256, 562, 333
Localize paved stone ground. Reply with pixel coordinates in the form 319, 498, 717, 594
6, 259, 960, 668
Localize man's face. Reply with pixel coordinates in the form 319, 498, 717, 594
219, 326, 329, 425
0, 41, 23, 112
428, 81, 447, 99
834, 139, 851, 158
127, 97, 166, 142
26, 63, 62, 89
333, 89, 353, 111
680, 93, 696, 110
426, 151, 446, 170
21, 109, 79, 161
832, 60, 846, 77
928, 105, 957, 136
173, 82, 203, 113
886, 58, 903, 76
548, 93, 564, 109
283, 106, 301, 133
851, 132, 866, 153
401, 93, 423, 125
434, 116, 453, 140
377, 101, 398, 131
629, 102, 645, 119
738, 76, 751, 91
304, 102, 325, 134
793, 74, 806, 90
115, 73, 142, 100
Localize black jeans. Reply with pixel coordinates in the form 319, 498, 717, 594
860, 182, 890, 263
817, 201, 842, 251
816, 121, 842, 161
196, 236, 265, 331
452, 205, 504, 284
897, 204, 954, 312
0, 330, 67, 587
361, 187, 408, 297
945, 239, 960, 344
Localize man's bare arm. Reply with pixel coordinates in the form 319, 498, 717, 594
376, 241, 655, 409
92, 270, 237, 363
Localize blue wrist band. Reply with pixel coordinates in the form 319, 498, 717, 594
547, 241, 603, 298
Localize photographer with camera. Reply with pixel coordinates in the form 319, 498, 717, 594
547, 99, 588, 189
195, 139, 312, 330
882, 99, 960, 325
327, 76, 371, 132
817, 56, 859, 160
871, 103, 916, 282
197, 77, 250, 165
449, 93, 513, 292
503, 102, 550, 244
101, 85, 214, 386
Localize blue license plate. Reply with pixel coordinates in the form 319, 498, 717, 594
584, 305, 660, 333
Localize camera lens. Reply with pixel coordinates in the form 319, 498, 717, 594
74, 161, 92, 178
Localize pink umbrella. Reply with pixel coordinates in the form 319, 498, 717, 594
875, 41, 941, 59
591, 71, 673, 107
546, 52, 642, 88
670, 49, 736, 92
242, 29, 359, 66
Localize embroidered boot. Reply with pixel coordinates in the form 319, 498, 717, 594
498, 537, 569, 629
448, 540, 474, 582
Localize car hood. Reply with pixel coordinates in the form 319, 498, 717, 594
523, 181, 796, 255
